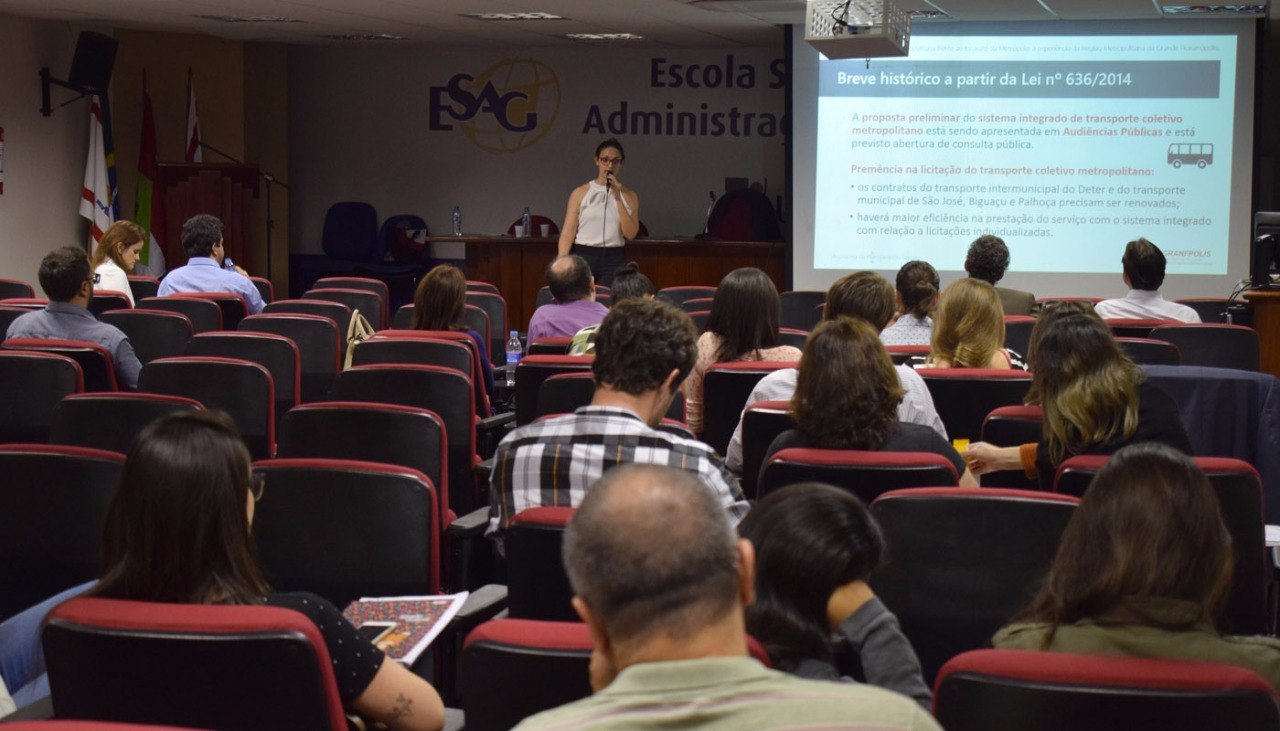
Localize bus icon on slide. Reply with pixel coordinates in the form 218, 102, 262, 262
1168, 143, 1213, 169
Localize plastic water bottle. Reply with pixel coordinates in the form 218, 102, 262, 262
451, 205, 462, 236
505, 330, 521, 386
521, 206, 532, 238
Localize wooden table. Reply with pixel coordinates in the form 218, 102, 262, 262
442, 235, 787, 330
1244, 290, 1280, 378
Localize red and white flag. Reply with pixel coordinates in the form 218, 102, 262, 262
79, 95, 113, 246
185, 68, 202, 163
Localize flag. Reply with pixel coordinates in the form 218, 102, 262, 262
185, 68, 202, 163
79, 95, 114, 247
134, 72, 167, 276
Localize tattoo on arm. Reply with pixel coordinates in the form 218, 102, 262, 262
387, 693, 413, 721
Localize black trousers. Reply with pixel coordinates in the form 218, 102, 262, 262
570, 244, 627, 287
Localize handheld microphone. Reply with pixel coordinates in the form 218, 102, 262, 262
606, 173, 613, 191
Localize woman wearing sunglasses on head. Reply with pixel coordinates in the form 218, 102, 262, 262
557, 138, 641, 286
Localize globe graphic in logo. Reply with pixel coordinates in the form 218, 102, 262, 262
461, 59, 561, 154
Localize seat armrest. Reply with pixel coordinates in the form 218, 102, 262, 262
447, 506, 491, 539
473, 457, 494, 485
453, 583, 509, 622
477, 411, 515, 459
478, 411, 514, 430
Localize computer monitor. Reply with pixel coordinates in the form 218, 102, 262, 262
1251, 212, 1280, 288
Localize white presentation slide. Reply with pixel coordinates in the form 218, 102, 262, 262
814, 34, 1238, 275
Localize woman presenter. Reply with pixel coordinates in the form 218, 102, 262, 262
557, 138, 640, 286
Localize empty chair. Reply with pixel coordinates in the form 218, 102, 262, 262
0, 305, 33, 336
460, 619, 594, 731
0, 278, 35, 299
368, 329, 496, 417
0, 444, 124, 620
250, 458, 440, 606
313, 277, 388, 329
126, 275, 160, 302
657, 285, 716, 309
0, 351, 83, 442
138, 357, 275, 458
100, 309, 194, 364
1150, 323, 1260, 371
759, 449, 959, 503
51, 393, 203, 454
1003, 315, 1036, 361
1175, 297, 1231, 323
678, 296, 715, 314
527, 336, 573, 355
506, 507, 576, 621
1116, 337, 1181, 365
250, 276, 274, 305
88, 290, 132, 316
702, 361, 798, 455
392, 303, 414, 329
466, 280, 499, 294
166, 291, 249, 330
264, 299, 353, 344
3, 338, 118, 391
918, 369, 1034, 442
239, 313, 341, 403
514, 355, 594, 426
304, 287, 383, 330
780, 290, 825, 331
1104, 317, 1169, 339
137, 296, 220, 333
42, 597, 349, 730
871, 488, 1079, 683
185, 331, 301, 416
978, 405, 1043, 489
739, 400, 792, 499
934, 650, 1280, 731
465, 291, 509, 363
461, 303, 491, 357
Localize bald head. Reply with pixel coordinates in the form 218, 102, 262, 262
564, 464, 740, 644
547, 254, 593, 302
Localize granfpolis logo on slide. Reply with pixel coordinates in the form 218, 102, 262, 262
429, 59, 561, 153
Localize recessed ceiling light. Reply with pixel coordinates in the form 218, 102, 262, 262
461, 11, 567, 21
564, 32, 645, 41
909, 10, 950, 19
196, 14, 302, 23
1160, 4, 1265, 13
318, 33, 407, 41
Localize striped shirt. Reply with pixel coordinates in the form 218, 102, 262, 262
487, 406, 749, 540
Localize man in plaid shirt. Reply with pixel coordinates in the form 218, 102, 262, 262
487, 298, 749, 546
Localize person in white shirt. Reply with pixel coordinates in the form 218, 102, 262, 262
725, 271, 946, 472
89, 220, 146, 306
1094, 238, 1201, 323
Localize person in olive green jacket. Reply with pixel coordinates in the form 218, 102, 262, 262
965, 234, 1036, 316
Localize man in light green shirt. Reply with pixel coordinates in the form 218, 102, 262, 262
515, 464, 940, 731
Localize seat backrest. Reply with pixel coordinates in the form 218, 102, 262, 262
507, 507, 577, 621
0, 305, 32, 337
314, 277, 389, 328
702, 361, 799, 455
871, 488, 1080, 684
1104, 317, 1171, 339
740, 400, 793, 500
1003, 315, 1036, 360
759, 448, 959, 503
166, 292, 249, 330
321, 201, 378, 262
100, 309, 194, 364
304, 288, 383, 330
0, 351, 84, 442
679, 296, 715, 314
4, 721, 199, 730
392, 303, 414, 329
515, 355, 595, 426
462, 304, 491, 355
466, 280, 499, 294
1037, 297, 1101, 310
536, 371, 683, 424
919, 369, 1034, 442
1055, 454, 1270, 636
137, 296, 221, 333
250, 276, 274, 305
528, 336, 574, 355
251, 458, 440, 606
0, 445, 124, 620
535, 284, 610, 309
51, 393, 203, 454
1175, 297, 1231, 324
777, 327, 808, 350
127, 274, 161, 302
88, 290, 133, 317
465, 291, 508, 363
0, 278, 35, 299
705, 188, 783, 242
934, 649, 1280, 731
461, 619, 594, 731
378, 214, 429, 264
43, 596, 348, 731
886, 344, 931, 366
239, 313, 341, 403
978, 405, 1043, 489
138, 357, 275, 458
779, 290, 825, 331
3, 338, 118, 391
0, 297, 49, 310
1150, 323, 1260, 371
657, 286, 717, 308
264, 299, 353, 345
369, 329, 492, 416
185, 331, 301, 412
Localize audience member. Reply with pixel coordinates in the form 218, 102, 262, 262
6, 246, 142, 389
1094, 237, 1200, 322
157, 214, 265, 315
881, 260, 938, 346
739, 482, 930, 708
569, 261, 654, 355
965, 234, 1036, 316
409, 264, 494, 397
965, 305, 1192, 489
526, 254, 608, 346
487, 299, 748, 546
86, 411, 445, 730
684, 267, 801, 435
725, 271, 945, 471
994, 443, 1280, 687
923, 277, 1025, 369
762, 318, 975, 486
514, 464, 940, 731
90, 220, 145, 306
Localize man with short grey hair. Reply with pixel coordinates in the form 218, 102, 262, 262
515, 464, 940, 731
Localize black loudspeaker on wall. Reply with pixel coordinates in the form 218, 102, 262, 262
67, 31, 118, 94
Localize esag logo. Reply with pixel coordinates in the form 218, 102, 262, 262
429, 59, 561, 153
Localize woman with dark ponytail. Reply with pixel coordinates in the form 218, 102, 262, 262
881, 260, 939, 346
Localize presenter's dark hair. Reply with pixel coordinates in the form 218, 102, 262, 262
895, 260, 940, 319
181, 214, 225, 258
39, 246, 92, 301
593, 299, 697, 395
546, 255, 593, 303
595, 138, 625, 160
1122, 237, 1167, 290
965, 235, 1011, 285
826, 271, 894, 331
740, 483, 885, 672
707, 267, 783, 363
411, 264, 467, 331
608, 262, 654, 305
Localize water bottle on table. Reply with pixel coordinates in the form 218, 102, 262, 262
521, 206, 532, 238
451, 204, 462, 236
505, 330, 521, 387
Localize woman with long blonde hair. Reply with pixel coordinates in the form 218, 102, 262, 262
90, 220, 146, 306
925, 277, 1022, 369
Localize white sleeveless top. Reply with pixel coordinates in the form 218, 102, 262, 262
575, 180, 633, 248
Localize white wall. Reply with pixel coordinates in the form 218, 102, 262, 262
0, 16, 96, 295
289, 43, 786, 258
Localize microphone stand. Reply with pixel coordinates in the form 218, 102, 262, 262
197, 141, 290, 281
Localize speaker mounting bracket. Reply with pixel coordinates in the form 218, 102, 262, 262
39, 67, 93, 117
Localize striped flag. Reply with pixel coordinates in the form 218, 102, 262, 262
185, 68, 202, 163
134, 72, 167, 275
79, 95, 114, 247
